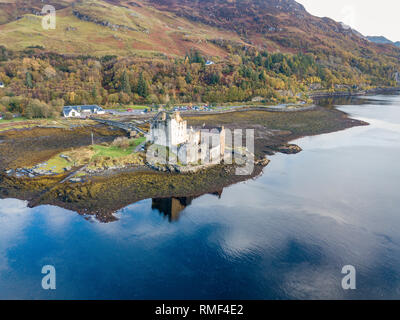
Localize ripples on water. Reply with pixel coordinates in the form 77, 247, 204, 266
0, 94, 400, 299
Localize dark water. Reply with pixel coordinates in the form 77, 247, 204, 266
1, 94, 400, 300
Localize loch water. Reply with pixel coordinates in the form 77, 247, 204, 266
1, 94, 400, 299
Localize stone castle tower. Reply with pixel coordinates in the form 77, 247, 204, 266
147, 112, 188, 147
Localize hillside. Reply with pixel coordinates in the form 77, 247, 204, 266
0, 0, 240, 56
0, 0, 399, 112
144, 0, 400, 58
367, 36, 400, 48
0, 0, 399, 59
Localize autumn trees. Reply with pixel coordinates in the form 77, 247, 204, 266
0, 44, 398, 118
0, 95, 62, 119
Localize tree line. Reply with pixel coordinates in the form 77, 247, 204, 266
0, 43, 398, 118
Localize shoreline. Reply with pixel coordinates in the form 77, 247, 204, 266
309, 86, 400, 99
0, 97, 372, 221
120, 87, 400, 122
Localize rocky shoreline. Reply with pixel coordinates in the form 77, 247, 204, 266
0, 101, 368, 221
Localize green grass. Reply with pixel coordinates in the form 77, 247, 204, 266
24, 137, 147, 174
0, 117, 26, 123
34, 154, 71, 174
92, 145, 133, 158
110, 105, 150, 111
0, 1, 177, 56
0, 0, 235, 57
0, 11, 140, 56
0, 117, 37, 132
75, 172, 87, 178
132, 137, 146, 148
125, 105, 150, 110
92, 137, 146, 159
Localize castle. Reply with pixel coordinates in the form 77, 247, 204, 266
147, 112, 225, 165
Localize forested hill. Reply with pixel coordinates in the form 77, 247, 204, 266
0, 0, 399, 117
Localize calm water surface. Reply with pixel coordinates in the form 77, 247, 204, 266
1, 94, 400, 299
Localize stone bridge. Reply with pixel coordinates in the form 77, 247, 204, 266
92, 118, 147, 136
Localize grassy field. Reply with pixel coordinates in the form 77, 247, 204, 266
38, 155, 71, 174
0, 118, 101, 132
92, 137, 146, 158
0, 118, 38, 132
110, 105, 150, 111
0, 117, 26, 123
27, 136, 147, 173
125, 105, 150, 110
92, 144, 134, 159
0, 0, 235, 57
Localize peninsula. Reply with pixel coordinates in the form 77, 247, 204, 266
0, 99, 366, 221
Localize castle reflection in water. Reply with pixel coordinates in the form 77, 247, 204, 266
151, 190, 223, 222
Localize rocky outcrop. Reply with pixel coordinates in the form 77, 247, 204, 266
72, 10, 136, 32
273, 144, 302, 154
255, 157, 270, 166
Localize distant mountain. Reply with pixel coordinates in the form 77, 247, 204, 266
0, 0, 399, 107
367, 36, 400, 47
146, 0, 377, 52
0, 0, 399, 58
367, 36, 393, 44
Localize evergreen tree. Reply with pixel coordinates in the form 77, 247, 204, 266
185, 72, 193, 84
25, 72, 33, 88
137, 72, 148, 97
188, 49, 205, 65
209, 72, 220, 85
254, 54, 262, 66
264, 56, 272, 70
120, 71, 131, 94
280, 59, 291, 76
92, 84, 98, 99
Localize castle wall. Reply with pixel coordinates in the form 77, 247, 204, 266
149, 113, 187, 147
148, 121, 169, 146
148, 112, 225, 166
168, 118, 187, 146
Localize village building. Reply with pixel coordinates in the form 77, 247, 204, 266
147, 112, 225, 165
63, 105, 105, 118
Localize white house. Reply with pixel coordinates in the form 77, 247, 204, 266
63, 105, 105, 118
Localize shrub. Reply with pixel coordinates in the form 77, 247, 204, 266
3, 112, 13, 120
112, 137, 130, 149
24, 99, 52, 119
